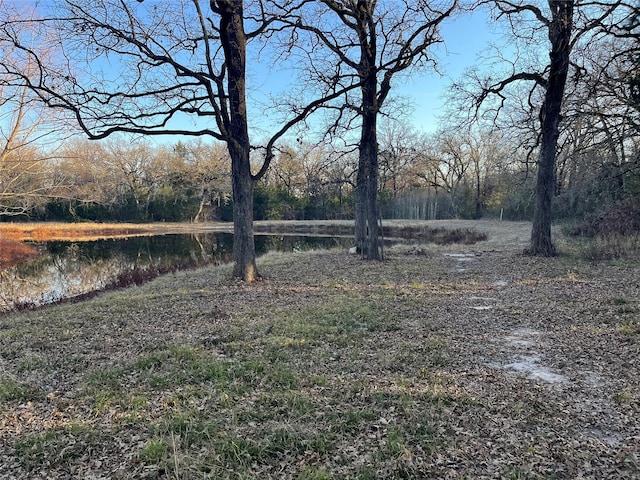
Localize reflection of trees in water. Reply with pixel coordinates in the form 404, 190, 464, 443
0, 233, 344, 312
257, 235, 350, 253
0, 252, 127, 311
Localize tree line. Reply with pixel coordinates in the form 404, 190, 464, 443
3, 114, 635, 227
1, 0, 638, 280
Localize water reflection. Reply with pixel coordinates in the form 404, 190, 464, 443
0, 233, 351, 313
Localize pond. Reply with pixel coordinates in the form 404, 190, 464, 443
0, 232, 353, 313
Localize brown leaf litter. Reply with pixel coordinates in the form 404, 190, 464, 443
0, 221, 638, 479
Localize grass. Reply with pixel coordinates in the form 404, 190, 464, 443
0, 378, 42, 402
252, 220, 490, 245
13, 425, 108, 472
1, 221, 639, 478
0, 264, 459, 477
574, 233, 640, 261
0, 221, 210, 242
620, 322, 640, 336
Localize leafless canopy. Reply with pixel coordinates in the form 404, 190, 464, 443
267, 0, 458, 140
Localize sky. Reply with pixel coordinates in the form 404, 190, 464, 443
394, 7, 501, 133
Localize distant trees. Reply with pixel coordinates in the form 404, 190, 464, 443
256, 142, 356, 220
164, 141, 231, 223
0, 28, 70, 217
46, 138, 231, 223
565, 3, 640, 205
378, 120, 425, 198
381, 124, 513, 221
3, 127, 522, 225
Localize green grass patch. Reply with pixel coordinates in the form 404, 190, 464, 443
141, 425, 337, 476
0, 378, 41, 403
298, 466, 336, 480
607, 297, 639, 315
16, 356, 48, 372
13, 426, 105, 471
614, 386, 634, 404
85, 365, 127, 389
329, 408, 378, 434
253, 391, 315, 418
269, 298, 396, 347
620, 322, 640, 336
156, 409, 220, 448
610, 297, 632, 306
389, 339, 450, 372
85, 344, 299, 396
138, 437, 170, 464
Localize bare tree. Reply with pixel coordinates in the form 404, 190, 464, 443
175, 141, 231, 223
568, 4, 640, 189
0, 0, 353, 281
458, 0, 631, 255
0, 41, 72, 217
272, 0, 458, 259
378, 119, 426, 197
53, 140, 116, 217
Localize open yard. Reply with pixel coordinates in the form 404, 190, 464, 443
0, 220, 638, 479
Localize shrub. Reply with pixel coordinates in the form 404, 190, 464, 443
578, 233, 640, 261
570, 198, 640, 237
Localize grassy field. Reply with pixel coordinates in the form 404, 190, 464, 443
0, 220, 638, 479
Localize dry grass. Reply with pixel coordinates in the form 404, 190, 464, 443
0, 220, 639, 479
0, 222, 231, 242
0, 239, 38, 268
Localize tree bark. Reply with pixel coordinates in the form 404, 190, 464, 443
474, 156, 482, 219
354, 0, 381, 260
355, 162, 367, 253
529, 0, 574, 256
358, 100, 380, 259
231, 143, 258, 281
215, 0, 258, 281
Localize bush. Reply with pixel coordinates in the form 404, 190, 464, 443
578, 233, 640, 261
570, 198, 640, 237
570, 197, 640, 260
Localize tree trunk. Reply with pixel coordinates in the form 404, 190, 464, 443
231, 149, 258, 281
216, 0, 258, 281
529, 0, 574, 256
475, 161, 482, 219
355, 78, 381, 260
355, 163, 367, 253
194, 187, 207, 223
353, 1, 381, 260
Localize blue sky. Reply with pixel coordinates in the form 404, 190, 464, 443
3, 1, 504, 144
396, 7, 500, 133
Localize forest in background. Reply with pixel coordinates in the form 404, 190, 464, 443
1, 116, 638, 231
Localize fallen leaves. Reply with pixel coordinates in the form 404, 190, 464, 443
0, 225, 639, 478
